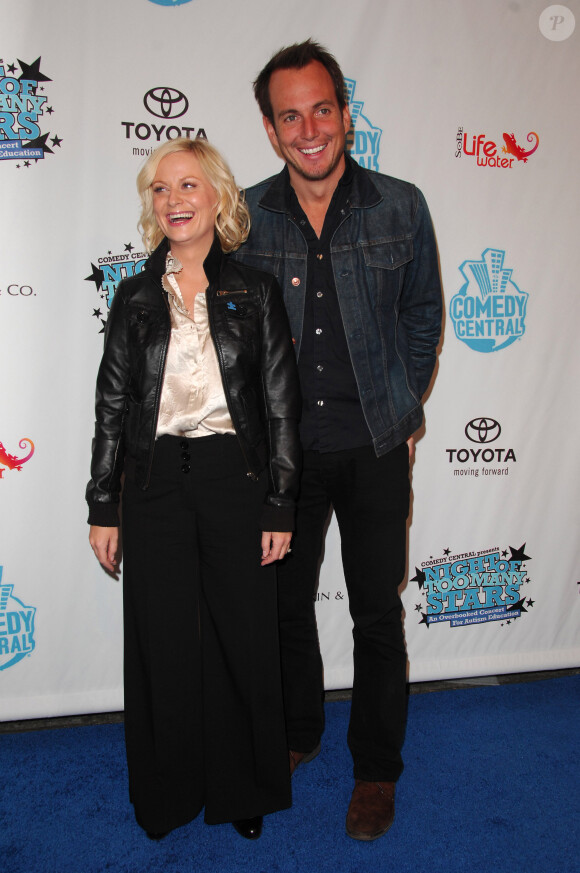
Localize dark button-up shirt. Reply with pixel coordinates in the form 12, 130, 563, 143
286, 165, 372, 452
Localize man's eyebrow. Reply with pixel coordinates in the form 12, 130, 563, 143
277, 99, 334, 118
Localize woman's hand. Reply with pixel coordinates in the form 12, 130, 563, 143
89, 525, 120, 574
261, 531, 292, 566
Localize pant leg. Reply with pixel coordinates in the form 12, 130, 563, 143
121, 455, 204, 835
327, 443, 410, 782
276, 451, 330, 752
185, 437, 291, 824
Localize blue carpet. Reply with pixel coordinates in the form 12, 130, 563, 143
1, 676, 578, 873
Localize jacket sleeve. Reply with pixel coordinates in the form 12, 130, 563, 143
259, 275, 302, 532
398, 188, 442, 397
85, 284, 131, 526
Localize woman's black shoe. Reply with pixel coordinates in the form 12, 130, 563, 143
232, 816, 263, 840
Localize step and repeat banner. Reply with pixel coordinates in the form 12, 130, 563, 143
1, 0, 579, 719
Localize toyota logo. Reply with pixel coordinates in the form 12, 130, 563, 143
143, 87, 189, 120
465, 418, 501, 444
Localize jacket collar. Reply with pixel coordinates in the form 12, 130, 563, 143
257, 153, 382, 214
146, 233, 224, 283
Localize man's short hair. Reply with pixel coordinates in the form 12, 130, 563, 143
254, 38, 347, 124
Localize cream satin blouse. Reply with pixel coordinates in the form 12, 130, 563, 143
156, 253, 235, 439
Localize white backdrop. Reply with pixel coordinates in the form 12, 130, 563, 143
1, 0, 579, 719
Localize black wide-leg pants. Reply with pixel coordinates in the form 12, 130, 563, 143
277, 442, 410, 783
121, 434, 291, 834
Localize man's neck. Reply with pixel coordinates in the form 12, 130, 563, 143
287, 154, 346, 238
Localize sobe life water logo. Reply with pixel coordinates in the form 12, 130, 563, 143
0, 57, 63, 168
455, 128, 539, 169
412, 544, 534, 629
345, 78, 382, 171
0, 567, 36, 670
450, 248, 529, 352
0, 437, 35, 480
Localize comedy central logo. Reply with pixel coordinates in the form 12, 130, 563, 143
147, 0, 194, 5
450, 248, 529, 352
0, 567, 36, 671
122, 85, 207, 155
345, 78, 382, 171
0, 56, 63, 168
85, 243, 147, 331
412, 544, 534, 629
0, 438, 35, 480
446, 417, 516, 477
455, 128, 539, 168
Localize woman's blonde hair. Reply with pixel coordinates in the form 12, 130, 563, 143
137, 137, 250, 253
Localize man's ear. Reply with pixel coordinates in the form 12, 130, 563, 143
263, 116, 282, 160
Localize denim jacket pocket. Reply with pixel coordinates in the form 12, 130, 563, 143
362, 238, 413, 270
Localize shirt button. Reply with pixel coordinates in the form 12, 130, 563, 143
317, 400, 324, 406
316, 291, 323, 298
180, 440, 189, 450
181, 464, 191, 474
317, 254, 323, 260
317, 364, 324, 372
292, 277, 301, 286
315, 328, 322, 335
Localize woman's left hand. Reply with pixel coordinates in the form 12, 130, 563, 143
261, 531, 292, 566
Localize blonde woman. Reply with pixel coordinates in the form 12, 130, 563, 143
87, 138, 300, 841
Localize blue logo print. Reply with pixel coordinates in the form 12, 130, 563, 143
0, 57, 63, 168
450, 248, 529, 352
0, 567, 36, 671
147, 0, 193, 6
345, 78, 382, 171
413, 544, 534, 629
85, 242, 147, 332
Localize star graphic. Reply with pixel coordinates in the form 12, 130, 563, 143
506, 598, 528, 614
92, 308, 103, 318
7, 63, 17, 74
50, 135, 63, 148
506, 620, 511, 625
526, 598, 535, 608
124, 242, 135, 252
23, 161, 30, 167
411, 567, 426, 590
419, 612, 430, 627
509, 544, 531, 563
502, 549, 508, 557
414, 604, 422, 612
23, 133, 54, 156
46, 106, 54, 114
17, 57, 52, 84
443, 547, 451, 556
85, 263, 105, 292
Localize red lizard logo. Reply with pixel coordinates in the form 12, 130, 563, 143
0, 438, 35, 473
502, 132, 540, 163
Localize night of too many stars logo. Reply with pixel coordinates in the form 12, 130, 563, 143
0, 56, 63, 168
85, 243, 147, 332
0, 566, 36, 671
412, 544, 534, 629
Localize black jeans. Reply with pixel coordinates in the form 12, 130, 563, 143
277, 442, 410, 782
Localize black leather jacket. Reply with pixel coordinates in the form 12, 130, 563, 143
86, 235, 301, 531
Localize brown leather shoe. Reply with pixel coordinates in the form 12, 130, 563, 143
346, 779, 395, 841
289, 743, 321, 776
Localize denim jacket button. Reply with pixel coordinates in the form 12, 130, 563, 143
291, 277, 301, 286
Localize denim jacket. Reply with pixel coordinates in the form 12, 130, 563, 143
231, 156, 442, 456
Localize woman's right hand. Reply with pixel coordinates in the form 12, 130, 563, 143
89, 525, 119, 574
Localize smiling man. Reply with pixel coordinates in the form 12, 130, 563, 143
232, 40, 442, 841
